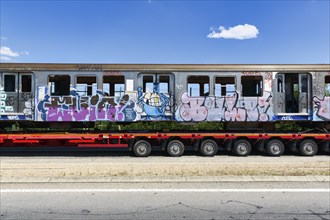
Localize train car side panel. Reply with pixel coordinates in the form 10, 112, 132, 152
35, 70, 139, 122
312, 72, 330, 121
1, 65, 329, 124
175, 71, 274, 122
0, 72, 34, 120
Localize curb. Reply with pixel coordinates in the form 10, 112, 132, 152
1, 175, 329, 183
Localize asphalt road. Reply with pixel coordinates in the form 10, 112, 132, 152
1, 182, 329, 220
1, 151, 329, 219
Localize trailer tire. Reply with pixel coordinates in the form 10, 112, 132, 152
232, 139, 251, 156
200, 139, 218, 156
299, 139, 318, 156
266, 139, 284, 156
167, 140, 185, 157
133, 140, 151, 157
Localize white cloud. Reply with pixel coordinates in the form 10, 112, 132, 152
207, 24, 259, 40
0, 46, 20, 57
0, 56, 12, 61
20, 51, 30, 56
0, 46, 29, 61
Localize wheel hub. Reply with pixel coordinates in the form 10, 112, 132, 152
138, 145, 147, 154
206, 144, 214, 152
239, 144, 247, 152
272, 144, 280, 152
171, 145, 180, 153
305, 144, 313, 152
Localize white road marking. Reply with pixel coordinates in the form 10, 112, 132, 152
1, 189, 329, 193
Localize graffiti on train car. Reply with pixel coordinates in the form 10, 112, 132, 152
36, 83, 174, 122
313, 73, 324, 97
21, 92, 34, 116
0, 87, 14, 114
37, 88, 136, 122
75, 64, 103, 71
312, 72, 330, 121
137, 85, 172, 120
313, 96, 330, 121
0, 87, 6, 114
177, 91, 272, 122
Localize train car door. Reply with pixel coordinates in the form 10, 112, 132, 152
1, 73, 33, 118
138, 73, 174, 120
298, 74, 309, 113
273, 73, 311, 119
274, 74, 286, 114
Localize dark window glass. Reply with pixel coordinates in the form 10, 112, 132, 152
48, 75, 70, 96
187, 76, 209, 96
241, 76, 263, 97
76, 76, 97, 96
215, 77, 235, 97
325, 76, 330, 96
301, 75, 307, 93
103, 75, 125, 97
159, 75, 169, 93
277, 75, 283, 93
22, 75, 32, 92
4, 75, 16, 92
143, 75, 154, 93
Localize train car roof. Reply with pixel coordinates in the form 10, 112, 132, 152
0, 63, 329, 72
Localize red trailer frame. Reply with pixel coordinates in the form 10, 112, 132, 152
0, 132, 329, 157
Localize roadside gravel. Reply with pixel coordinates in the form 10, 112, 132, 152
1, 156, 329, 182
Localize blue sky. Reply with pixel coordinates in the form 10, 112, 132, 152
0, 0, 329, 64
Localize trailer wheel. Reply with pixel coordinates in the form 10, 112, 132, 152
200, 139, 218, 156
167, 140, 185, 157
299, 139, 318, 156
266, 139, 284, 156
232, 139, 251, 156
133, 140, 151, 157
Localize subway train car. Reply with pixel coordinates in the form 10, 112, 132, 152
0, 63, 329, 156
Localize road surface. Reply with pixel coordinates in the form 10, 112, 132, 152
1, 182, 329, 220
1, 152, 329, 219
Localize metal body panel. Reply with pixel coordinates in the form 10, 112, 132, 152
298, 74, 309, 114
2, 73, 18, 113
0, 73, 34, 120
272, 73, 316, 121
1, 63, 329, 72
137, 72, 175, 120
18, 73, 34, 114
0, 64, 329, 122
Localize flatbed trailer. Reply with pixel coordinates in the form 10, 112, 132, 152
0, 132, 329, 157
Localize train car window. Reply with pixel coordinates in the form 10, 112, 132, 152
126, 79, 134, 91
325, 76, 330, 96
241, 76, 263, 97
277, 75, 284, 92
143, 75, 154, 93
215, 77, 235, 97
188, 82, 200, 96
76, 76, 97, 96
187, 76, 209, 97
103, 75, 125, 97
4, 75, 16, 92
48, 75, 70, 96
301, 75, 307, 93
159, 75, 169, 93
21, 75, 32, 92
